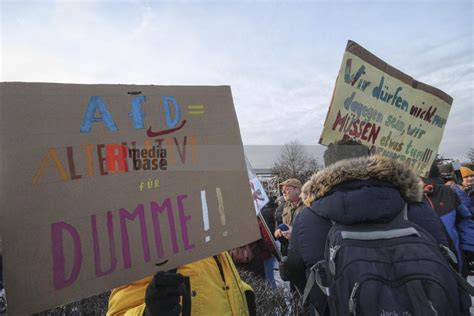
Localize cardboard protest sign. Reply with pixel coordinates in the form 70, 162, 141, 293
320, 40, 453, 177
0, 82, 260, 315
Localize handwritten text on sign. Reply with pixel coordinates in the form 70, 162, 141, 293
1, 83, 259, 315
320, 41, 452, 176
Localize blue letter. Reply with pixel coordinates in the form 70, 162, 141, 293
80, 96, 118, 133
162, 96, 180, 128
129, 96, 146, 129
344, 58, 365, 86
372, 76, 384, 99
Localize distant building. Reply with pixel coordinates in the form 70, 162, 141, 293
254, 168, 275, 177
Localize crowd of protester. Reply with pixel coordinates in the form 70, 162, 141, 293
103, 140, 474, 315
2, 140, 474, 315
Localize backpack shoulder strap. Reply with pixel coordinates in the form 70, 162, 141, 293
302, 261, 329, 305
440, 245, 474, 296
449, 263, 474, 295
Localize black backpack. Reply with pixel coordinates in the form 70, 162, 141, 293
302, 205, 473, 315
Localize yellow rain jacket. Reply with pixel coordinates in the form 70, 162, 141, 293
107, 252, 254, 316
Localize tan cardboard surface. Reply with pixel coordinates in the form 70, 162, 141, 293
0, 82, 260, 315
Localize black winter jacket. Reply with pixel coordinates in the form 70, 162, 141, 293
287, 156, 451, 312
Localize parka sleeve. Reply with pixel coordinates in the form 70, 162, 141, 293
288, 207, 332, 270
240, 280, 256, 316
452, 187, 474, 252
124, 305, 146, 316
106, 288, 146, 316
408, 202, 450, 247
106, 278, 150, 316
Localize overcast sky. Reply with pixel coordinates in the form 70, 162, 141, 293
1, 0, 472, 166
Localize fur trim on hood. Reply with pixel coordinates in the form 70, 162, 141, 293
302, 155, 423, 206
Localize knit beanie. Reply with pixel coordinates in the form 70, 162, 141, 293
461, 166, 474, 178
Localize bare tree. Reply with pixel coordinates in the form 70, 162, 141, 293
468, 148, 474, 164
271, 141, 321, 184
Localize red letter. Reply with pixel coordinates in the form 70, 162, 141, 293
368, 124, 381, 145
106, 144, 129, 173
361, 122, 372, 141
331, 110, 348, 132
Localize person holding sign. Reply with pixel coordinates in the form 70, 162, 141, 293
107, 252, 255, 316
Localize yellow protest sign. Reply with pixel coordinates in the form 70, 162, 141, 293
320, 41, 453, 177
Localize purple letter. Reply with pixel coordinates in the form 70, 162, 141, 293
177, 194, 195, 250
91, 211, 117, 277
51, 222, 82, 289
119, 204, 151, 269
150, 198, 179, 255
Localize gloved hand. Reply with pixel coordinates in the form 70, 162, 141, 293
144, 270, 186, 316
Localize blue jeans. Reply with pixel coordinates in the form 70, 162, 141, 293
264, 257, 276, 287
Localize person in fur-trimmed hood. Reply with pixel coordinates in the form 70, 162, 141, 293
287, 150, 451, 315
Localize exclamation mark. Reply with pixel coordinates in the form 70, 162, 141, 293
216, 187, 227, 237
200, 190, 210, 242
